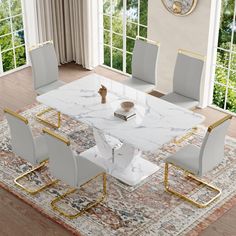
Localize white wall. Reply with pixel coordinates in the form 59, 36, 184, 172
148, 0, 215, 106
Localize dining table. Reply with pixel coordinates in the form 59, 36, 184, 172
37, 73, 205, 186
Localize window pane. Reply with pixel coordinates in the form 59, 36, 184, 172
213, 84, 226, 109
13, 30, 24, 46
15, 46, 26, 67
126, 37, 135, 52
215, 66, 227, 85
140, 0, 148, 26
226, 88, 236, 112
127, 0, 138, 23
103, 0, 111, 14
0, 19, 11, 35
104, 15, 111, 30
12, 15, 23, 31
2, 49, 15, 72
104, 45, 111, 66
0, 0, 10, 20
230, 52, 236, 70
126, 53, 132, 74
0, 34, 13, 51
112, 48, 123, 70
112, 17, 123, 34
112, 0, 123, 17
10, 0, 22, 16
229, 70, 236, 88
104, 30, 110, 45
218, 0, 235, 50
112, 33, 123, 49
139, 26, 147, 38
127, 22, 138, 38
216, 49, 230, 68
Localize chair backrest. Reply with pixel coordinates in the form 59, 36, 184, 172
173, 50, 204, 101
199, 114, 232, 176
43, 128, 77, 187
29, 41, 58, 91
4, 108, 36, 164
132, 39, 159, 85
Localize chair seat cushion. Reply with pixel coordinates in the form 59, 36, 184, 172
161, 92, 199, 109
36, 80, 65, 95
119, 77, 155, 93
166, 144, 200, 175
34, 135, 48, 164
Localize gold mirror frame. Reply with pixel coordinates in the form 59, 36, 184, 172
161, 0, 198, 16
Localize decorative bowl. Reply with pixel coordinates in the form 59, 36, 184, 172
121, 101, 134, 112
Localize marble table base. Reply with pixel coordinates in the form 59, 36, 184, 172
80, 146, 159, 186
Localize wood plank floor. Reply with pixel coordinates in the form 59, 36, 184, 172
0, 63, 236, 236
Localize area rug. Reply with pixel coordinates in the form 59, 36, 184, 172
1, 104, 236, 236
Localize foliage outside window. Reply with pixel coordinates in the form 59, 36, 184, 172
0, 0, 26, 74
103, 0, 148, 74
213, 0, 236, 113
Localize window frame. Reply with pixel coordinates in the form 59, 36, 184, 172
211, 0, 236, 114
0, 0, 28, 77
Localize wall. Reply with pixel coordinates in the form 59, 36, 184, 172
148, 0, 214, 105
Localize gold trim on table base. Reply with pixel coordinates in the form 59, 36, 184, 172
51, 173, 107, 219
164, 163, 221, 208
14, 161, 58, 195
36, 108, 61, 129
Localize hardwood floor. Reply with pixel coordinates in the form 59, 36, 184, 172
0, 63, 236, 236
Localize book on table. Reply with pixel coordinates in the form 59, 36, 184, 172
114, 108, 136, 121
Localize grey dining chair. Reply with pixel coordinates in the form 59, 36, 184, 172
161, 49, 205, 109
43, 128, 107, 219
164, 114, 232, 208
4, 108, 56, 194
29, 41, 64, 128
120, 37, 160, 93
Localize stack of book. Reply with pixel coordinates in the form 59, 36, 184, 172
114, 108, 136, 121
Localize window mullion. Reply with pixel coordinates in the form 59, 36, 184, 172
8, 0, 17, 69
123, 0, 126, 73
110, 0, 113, 68
223, 0, 236, 110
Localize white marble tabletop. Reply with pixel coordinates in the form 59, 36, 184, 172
37, 73, 204, 152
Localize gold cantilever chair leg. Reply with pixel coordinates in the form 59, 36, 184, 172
174, 127, 198, 145
14, 161, 58, 195
51, 173, 107, 219
164, 163, 221, 208
36, 108, 61, 129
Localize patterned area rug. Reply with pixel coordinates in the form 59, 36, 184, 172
1, 104, 236, 236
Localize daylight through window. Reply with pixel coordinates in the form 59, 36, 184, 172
0, 0, 26, 74
103, 0, 148, 74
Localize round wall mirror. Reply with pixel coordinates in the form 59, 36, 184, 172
161, 0, 198, 16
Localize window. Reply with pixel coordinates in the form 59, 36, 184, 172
103, 0, 148, 74
213, 0, 236, 113
0, 0, 26, 74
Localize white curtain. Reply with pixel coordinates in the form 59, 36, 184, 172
35, 0, 100, 69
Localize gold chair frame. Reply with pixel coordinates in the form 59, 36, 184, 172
174, 127, 198, 145
164, 163, 221, 208
164, 114, 232, 208
51, 172, 107, 219
14, 160, 58, 195
36, 107, 61, 129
